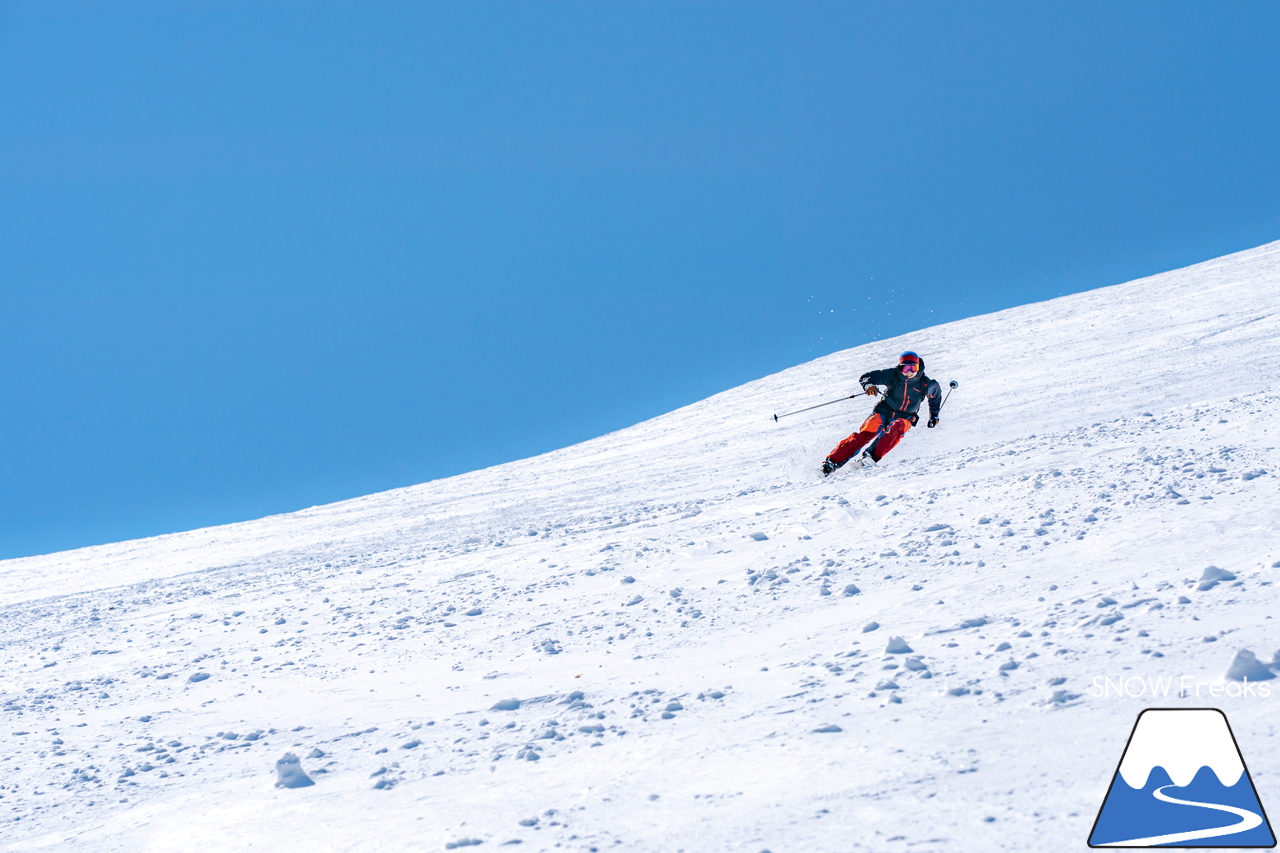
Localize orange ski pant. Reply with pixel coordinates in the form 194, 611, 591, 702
827, 412, 912, 464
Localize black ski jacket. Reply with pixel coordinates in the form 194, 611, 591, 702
860, 359, 943, 421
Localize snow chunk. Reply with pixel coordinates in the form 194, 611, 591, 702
1197, 566, 1237, 591
275, 753, 315, 789
885, 636, 913, 654
1225, 649, 1276, 682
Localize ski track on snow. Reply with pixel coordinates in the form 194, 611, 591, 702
2, 241, 1280, 852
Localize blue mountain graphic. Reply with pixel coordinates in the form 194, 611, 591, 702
1090, 764, 1276, 847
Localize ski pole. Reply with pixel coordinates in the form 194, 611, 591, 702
937, 380, 959, 413
773, 394, 859, 422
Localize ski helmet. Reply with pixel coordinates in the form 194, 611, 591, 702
898, 351, 921, 368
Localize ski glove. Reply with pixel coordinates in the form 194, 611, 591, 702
927, 417, 939, 428
863, 385, 880, 397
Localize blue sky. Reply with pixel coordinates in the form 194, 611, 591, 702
2, 2, 1278, 560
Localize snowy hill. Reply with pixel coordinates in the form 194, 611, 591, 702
2, 241, 1279, 852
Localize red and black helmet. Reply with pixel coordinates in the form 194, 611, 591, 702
898, 351, 921, 370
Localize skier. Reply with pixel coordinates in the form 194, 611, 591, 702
821, 351, 942, 476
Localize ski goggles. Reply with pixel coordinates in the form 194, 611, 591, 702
899, 362, 919, 374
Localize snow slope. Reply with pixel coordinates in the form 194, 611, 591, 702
2, 241, 1279, 852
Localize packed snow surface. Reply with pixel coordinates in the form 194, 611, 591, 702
3, 241, 1279, 852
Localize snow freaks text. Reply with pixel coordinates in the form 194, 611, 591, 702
1091, 675, 1273, 700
